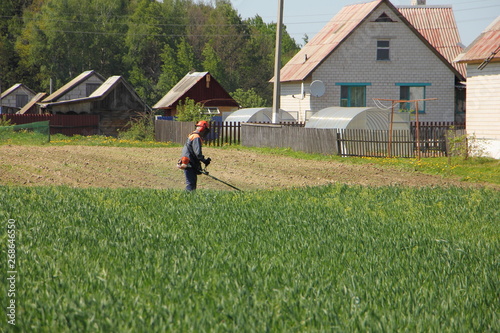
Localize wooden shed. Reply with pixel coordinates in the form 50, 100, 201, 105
153, 71, 239, 117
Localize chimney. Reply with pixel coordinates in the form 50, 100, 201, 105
411, 0, 426, 5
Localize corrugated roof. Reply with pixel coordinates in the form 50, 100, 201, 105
455, 16, 500, 63
42, 70, 105, 103
398, 5, 466, 77
278, 0, 381, 82
153, 72, 208, 109
277, 0, 465, 83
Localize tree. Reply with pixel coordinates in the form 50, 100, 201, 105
200, 1, 248, 92
124, 0, 174, 105
8, 0, 302, 111
17, 0, 128, 92
201, 43, 225, 81
175, 98, 211, 122
156, 43, 181, 98
230, 88, 267, 108
176, 38, 198, 75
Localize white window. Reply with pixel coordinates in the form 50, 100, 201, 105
203, 107, 220, 115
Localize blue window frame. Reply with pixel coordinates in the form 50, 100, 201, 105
336, 83, 371, 107
396, 83, 431, 113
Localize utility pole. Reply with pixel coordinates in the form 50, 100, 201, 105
272, 0, 284, 123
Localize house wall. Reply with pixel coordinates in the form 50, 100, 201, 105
281, 3, 457, 123
281, 79, 312, 122
50, 103, 92, 114
59, 74, 104, 101
1, 86, 36, 110
465, 63, 500, 158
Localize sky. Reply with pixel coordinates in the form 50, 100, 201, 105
230, 0, 500, 47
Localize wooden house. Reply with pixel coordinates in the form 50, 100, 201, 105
455, 16, 500, 159
153, 71, 239, 117
38, 71, 149, 136
0, 84, 36, 114
273, 0, 466, 123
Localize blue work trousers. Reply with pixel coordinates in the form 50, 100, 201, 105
184, 168, 198, 191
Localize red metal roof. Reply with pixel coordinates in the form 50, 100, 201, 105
277, 0, 465, 82
455, 16, 500, 63
278, 0, 381, 82
398, 5, 466, 77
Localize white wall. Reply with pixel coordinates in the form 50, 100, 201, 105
465, 63, 500, 158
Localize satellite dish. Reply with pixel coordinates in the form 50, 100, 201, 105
310, 80, 325, 97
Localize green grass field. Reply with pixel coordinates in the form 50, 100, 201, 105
1, 185, 498, 332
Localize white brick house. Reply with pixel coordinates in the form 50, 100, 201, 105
275, 0, 466, 123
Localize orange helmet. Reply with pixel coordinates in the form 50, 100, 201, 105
195, 120, 210, 130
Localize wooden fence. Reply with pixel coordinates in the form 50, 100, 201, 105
241, 123, 339, 155
155, 120, 304, 146
3, 114, 99, 136
155, 119, 464, 157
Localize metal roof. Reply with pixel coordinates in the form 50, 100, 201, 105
39, 76, 147, 109
278, 0, 381, 82
455, 16, 500, 63
277, 0, 465, 83
398, 5, 466, 77
42, 70, 105, 103
19, 93, 47, 114
153, 72, 208, 109
0, 83, 35, 99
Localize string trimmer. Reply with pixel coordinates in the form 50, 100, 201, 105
200, 167, 242, 191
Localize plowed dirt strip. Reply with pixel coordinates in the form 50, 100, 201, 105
0, 145, 496, 190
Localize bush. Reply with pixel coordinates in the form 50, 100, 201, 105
118, 111, 155, 141
175, 98, 211, 122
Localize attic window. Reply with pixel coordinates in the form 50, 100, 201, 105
375, 13, 395, 22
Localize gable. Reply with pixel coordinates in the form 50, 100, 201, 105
0, 84, 35, 100
374, 12, 396, 22
153, 72, 238, 109
323, 3, 453, 76
42, 71, 105, 103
